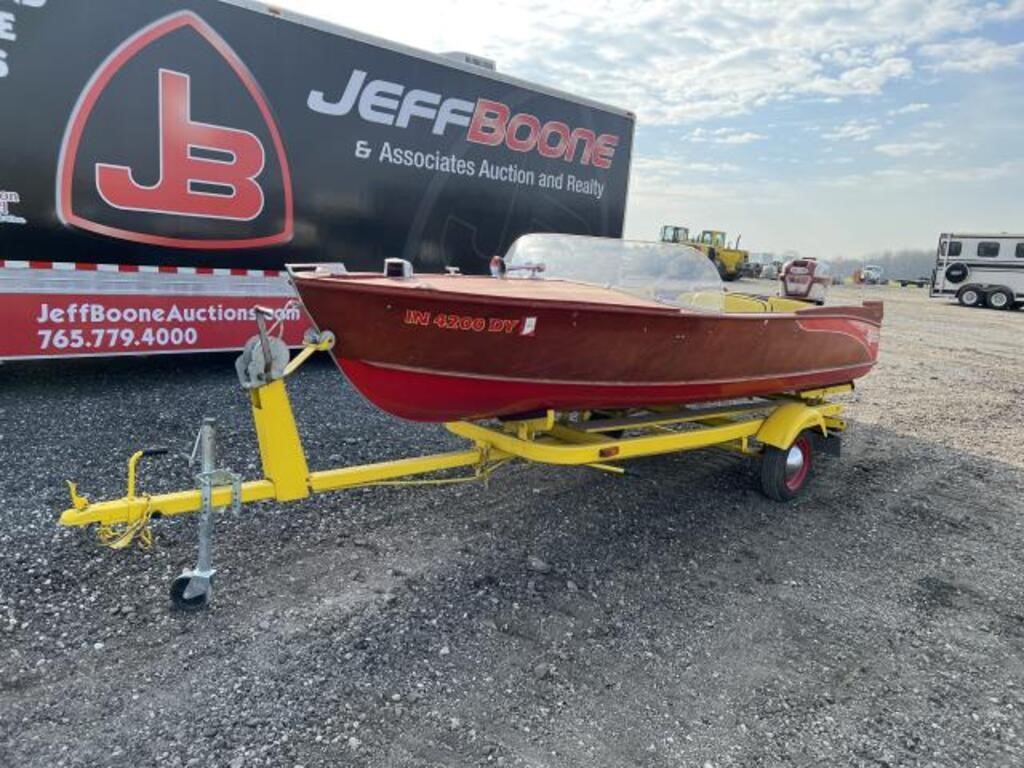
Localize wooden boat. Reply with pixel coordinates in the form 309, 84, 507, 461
290, 236, 882, 422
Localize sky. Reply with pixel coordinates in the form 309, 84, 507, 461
272, 0, 1024, 260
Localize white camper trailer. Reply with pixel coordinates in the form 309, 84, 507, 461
930, 233, 1024, 309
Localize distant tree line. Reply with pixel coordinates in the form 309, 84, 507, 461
753, 248, 936, 280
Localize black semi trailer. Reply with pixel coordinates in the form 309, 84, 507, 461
0, 0, 634, 359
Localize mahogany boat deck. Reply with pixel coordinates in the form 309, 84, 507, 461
322, 274, 680, 311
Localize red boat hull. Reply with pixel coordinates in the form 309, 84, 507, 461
338, 358, 877, 422
292, 273, 882, 422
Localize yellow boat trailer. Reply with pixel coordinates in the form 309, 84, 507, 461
59, 314, 850, 609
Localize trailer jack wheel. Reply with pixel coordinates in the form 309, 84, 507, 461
170, 573, 212, 612
760, 430, 815, 501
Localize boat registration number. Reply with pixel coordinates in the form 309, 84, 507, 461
404, 309, 529, 335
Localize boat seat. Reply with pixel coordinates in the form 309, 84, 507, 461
723, 293, 811, 313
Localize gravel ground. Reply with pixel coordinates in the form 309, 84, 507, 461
829, 284, 1024, 470
1, 285, 1023, 767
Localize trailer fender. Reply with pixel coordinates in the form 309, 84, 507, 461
756, 403, 826, 450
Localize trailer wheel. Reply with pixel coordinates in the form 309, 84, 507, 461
986, 288, 1013, 310
957, 287, 983, 308
170, 575, 210, 612
760, 430, 815, 501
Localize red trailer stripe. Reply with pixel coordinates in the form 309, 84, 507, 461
0, 260, 289, 277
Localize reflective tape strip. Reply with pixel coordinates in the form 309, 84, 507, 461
0, 260, 284, 277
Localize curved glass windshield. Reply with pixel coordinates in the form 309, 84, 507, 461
504, 234, 724, 311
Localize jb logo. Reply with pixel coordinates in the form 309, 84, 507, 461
57, 11, 293, 249
96, 69, 266, 221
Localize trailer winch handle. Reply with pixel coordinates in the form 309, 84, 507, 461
141, 448, 168, 458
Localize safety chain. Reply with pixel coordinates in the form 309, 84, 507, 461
97, 498, 155, 551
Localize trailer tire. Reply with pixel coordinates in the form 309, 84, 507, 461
760, 429, 815, 501
957, 286, 983, 308
986, 288, 1013, 310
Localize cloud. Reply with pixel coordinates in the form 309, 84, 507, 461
919, 37, 1024, 73
874, 141, 946, 157
822, 119, 881, 142
943, 160, 1022, 182
276, 0, 1024, 124
988, 0, 1024, 20
628, 156, 737, 200
684, 161, 742, 173
820, 159, 1023, 188
801, 57, 913, 97
687, 128, 766, 145
888, 102, 930, 116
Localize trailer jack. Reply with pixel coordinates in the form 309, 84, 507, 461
60, 313, 851, 610
163, 418, 242, 610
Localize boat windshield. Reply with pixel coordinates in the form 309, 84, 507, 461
504, 234, 724, 311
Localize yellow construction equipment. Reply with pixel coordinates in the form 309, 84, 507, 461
660, 225, 749, 281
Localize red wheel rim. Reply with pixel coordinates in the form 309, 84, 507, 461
784, 436, 812, 491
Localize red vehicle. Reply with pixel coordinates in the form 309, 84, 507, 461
780, 258, 832, 305
292, 236, 882, 422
